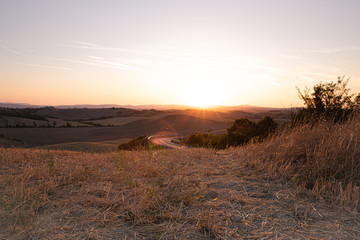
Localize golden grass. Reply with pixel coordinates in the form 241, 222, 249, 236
1, 148, 221, 239
231, 117, 360, 210
1, 118, 360, 239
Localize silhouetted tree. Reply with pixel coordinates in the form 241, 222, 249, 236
257, 116, 278, 138
227, 118, 258, 146
295, 76, 360, 123
183, 132, 228, 149
227, 116, 278, 146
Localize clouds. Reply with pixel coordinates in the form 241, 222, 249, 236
3, 37, 359, 90
1, 44, 24, 56
56, 40, 240, 67
59, 58, 145, 72
12, 62, 74, 71
307, 46, 360, 54
2, 37, 360, 108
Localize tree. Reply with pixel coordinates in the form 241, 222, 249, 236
227, 118, 258, 146
227, 116, 278, 146
296, 76, 360, 123
257, 116, 278, 138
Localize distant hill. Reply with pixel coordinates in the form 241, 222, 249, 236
0, 102, 44, 108
34, 107, 162, 121
0, 102, 189, 110
0, 102, 288, 112
0, 103, 290, 146
0, 114, 230, 146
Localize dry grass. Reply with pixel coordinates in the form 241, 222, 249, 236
38, 139, 131, 153
0, 148, 218, 239
1, 118, 360, 239
231, 117, 360, 211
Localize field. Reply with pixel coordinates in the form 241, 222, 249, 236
38, 139, 132, 153
1, 106, 359, 239
1, 117, 360, 239
0, 106, 288, 147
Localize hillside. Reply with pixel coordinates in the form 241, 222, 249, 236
1, 147, 359, 239
2, 116, 360, 239
0, 107, 288, 147
0, 114, 229, 147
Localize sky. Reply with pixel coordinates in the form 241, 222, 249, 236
1, 0, 360, 108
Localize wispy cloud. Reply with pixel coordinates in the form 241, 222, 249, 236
55, 40, 352, 85
1, 44, 27, 57
13, 62, 74, 71
59, 58, 145, 72
70, 40, 101, 47
301, 71, 338, 78
258, 76, 283, 86
307, 46, 360, 54
55, 40, 239, 67
279, 53, 303, 59
88, 56, 104, 60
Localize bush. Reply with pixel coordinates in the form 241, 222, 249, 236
294, 76, 360, 124
183, 132, 228, 149
257, 116, 278, 138
183, 116, 278, 149
227, 118, 258, 146
227, 116, 277, 146
118, 136, 163, 151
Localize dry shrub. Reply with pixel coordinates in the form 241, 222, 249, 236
233, 117, 360, 210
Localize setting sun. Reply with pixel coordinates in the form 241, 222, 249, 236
176, 69, 229, 107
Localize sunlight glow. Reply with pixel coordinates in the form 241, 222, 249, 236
176, 69, 229, 107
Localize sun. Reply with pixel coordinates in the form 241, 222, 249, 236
177, 70, 229, 108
